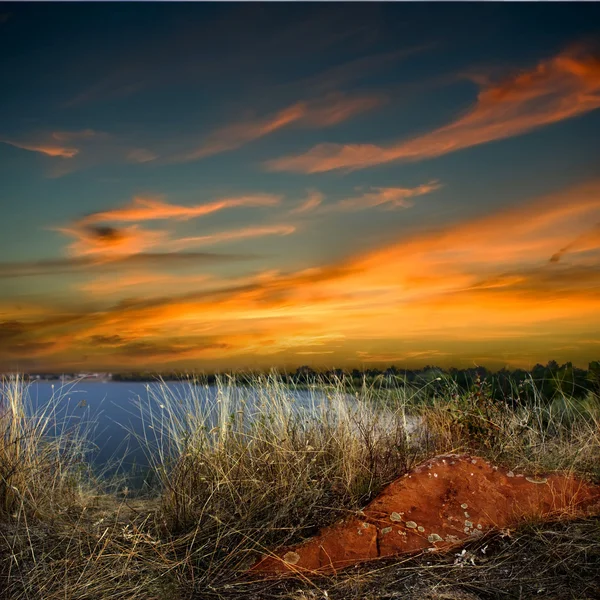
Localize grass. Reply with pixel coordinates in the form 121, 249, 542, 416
1, 373, 599, 599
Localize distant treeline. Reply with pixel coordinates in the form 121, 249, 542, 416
282, 361, 600, 402
28, 360, 600, 402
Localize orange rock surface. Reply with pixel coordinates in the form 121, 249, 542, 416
250, 453, 600, 576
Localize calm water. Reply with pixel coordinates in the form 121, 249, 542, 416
17, 381, 349, 480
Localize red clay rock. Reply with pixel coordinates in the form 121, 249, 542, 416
250, 454, 600, 576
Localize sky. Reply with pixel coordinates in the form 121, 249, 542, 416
1, 3, 600, 373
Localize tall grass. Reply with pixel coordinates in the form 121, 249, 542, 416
421, 374, 600, 479
1, 373, 599, 599
129, 375, 418, 587
0, 375, 92, 519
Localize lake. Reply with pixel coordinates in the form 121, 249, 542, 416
16, 380, 354, 483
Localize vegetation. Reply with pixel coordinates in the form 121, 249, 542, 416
25, 360, 600, 402
1, 372, 599, 599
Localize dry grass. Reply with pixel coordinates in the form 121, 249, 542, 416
0, 374, 599, 599
420, 375, 600, 479
0, 375, 93, 520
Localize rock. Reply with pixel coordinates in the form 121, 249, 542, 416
251, 516, 378, 574
249, 453, 600, 576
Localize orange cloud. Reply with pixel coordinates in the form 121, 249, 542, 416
289, 190, 324, 214
301, 92, 385, 127
0, 252, 249, 280
181, 103, 306, 161
77, 272, 213, 297
266, 47, 600, 173
56, 224, 167, 259
1, 130, 108, 159
334, 181, 441, 211
51, 193, 289, 264
79, 194, 281, 225
1, 140, 79, 158
168, 224, 296, 250
175, 92, 384, 162
289, 182, 440, 217
550, 223, 600, 263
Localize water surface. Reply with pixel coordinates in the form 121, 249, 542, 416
22, 380, 351, 479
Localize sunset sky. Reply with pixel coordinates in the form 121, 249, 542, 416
1, 3, 600, 372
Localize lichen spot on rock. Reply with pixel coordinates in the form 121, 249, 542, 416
405, 521, 418, 529
381, 527, 392, 535
507, 471, 515, 477
461, 503, 468, 509
526, 477, 548, 484
465, 520, 473, 528
428, 533, 443, 543
283, 551, 300, 565
390, 512, 403, 522
417, 526, 425, 532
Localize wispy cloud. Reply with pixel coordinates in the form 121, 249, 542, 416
77, 272, 213, 297
4, 91, 383, 172
1, 140, 79, 158
126, 148, 159, 164
0, 129, 107, 159
288, 182, 440, 216
300, 92, 386, 127
0, 252, 251, 279
173, 92, 385, 162
177, 104, 306, 162
78, 194, 281, 225
0, 129, 159, 179
168, 225, 296, 250
289, 191, 324, 215
51, 193, 291, 262
550, 223, 600, 263
55, 224, 167, 259
266, 46, 600, 173
334, 181, 441, 212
